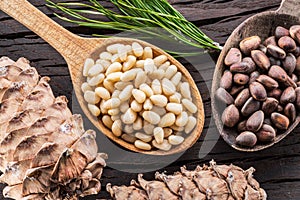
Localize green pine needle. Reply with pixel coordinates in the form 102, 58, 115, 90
46, 0, 221, 56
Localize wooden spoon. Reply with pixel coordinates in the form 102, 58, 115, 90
0, 0, 205, 155
212, 0, 300, 152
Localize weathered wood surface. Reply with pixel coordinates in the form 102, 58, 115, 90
2, 0, 300, 199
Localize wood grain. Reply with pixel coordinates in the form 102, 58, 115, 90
2, 0, 300, 200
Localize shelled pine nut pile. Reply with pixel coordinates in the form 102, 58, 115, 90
81, 42, 197, 151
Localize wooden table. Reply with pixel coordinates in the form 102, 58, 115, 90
1, 0, 300, 199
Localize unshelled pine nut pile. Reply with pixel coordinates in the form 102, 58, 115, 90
81, 42, 197, 151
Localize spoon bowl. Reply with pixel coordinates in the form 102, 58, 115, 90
212, 0, 300, 151
0, 0, 205, 155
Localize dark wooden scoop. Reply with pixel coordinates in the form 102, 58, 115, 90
211, 0, 300, 152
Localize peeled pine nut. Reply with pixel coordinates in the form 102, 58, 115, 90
132, 42, 143, 57
163, 128, 173, 138
166, 103, 183, 115
169, 92, 182, 103
133, 117, 143, 130
185, 116, 197, 134
153, 127, 164, 144
100, 100, 108, 114
115, 81, 132, 90
111, 90, 120, 98
136, 60, 145, 68
123, 55, 136, 71
107, 43, 122, 54
134, 71, 147, 88
168, 135, 184, 145
102, 115, 113, 129
100, 52, 112, 60
118, 45, 128, 62
180, 82, 191, 99
120, 101, 129, 113
151, 106, 166, 116
159, 61, 170, 71
131, 100, 143, 112
103, 98, 121, 110
108, 108, 120, 116
121, 68, 140, 82
176, 112, 189, 127
121, 134, 136, 143
182, 99, 197, 114
84, 91, 100, 104
139, 83, 153, 97
83, 58, 94, 76
162, 78, 176, 96
135, 132, 152, 143
124, 125, 134, 134
88, 104, 100, 117
125, 45, 133, 55
165, 65, 177, 79
88, 73, 105, 86
143, 111, 160, 125
119, 85, 134, 102
81, 82, 92, 93
142, 47, 153, 59
95, 87, 111, 100
151, 79, 162, 95
171, 72, 182, 86
154, 55, 168, 66
88, 64, 104, 77
112, 119, 122, 137
103, 79, 114, 93
143, 122, 155, 135
111, 54, 121, 63
143, 99, 153, 110
159, 113, 176, 127
149, 69, 165, 80
144, 58, 155, 74
106, 62, 122, 75
152, 139, 172, 151
106, 72, 122, 82
135, 140, 152, 150
132, 89, 146, 104
96, 59, 111, 70
150, 95, 168, 107
170, 124, 184, 132
111, 115, 120, 121
121, 108, 137, 124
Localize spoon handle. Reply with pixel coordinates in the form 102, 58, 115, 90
277, 0, 300, 17
0, 0, 98, 65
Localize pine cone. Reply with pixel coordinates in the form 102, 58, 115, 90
0, 57, 107, 199
107, 160, 267, 200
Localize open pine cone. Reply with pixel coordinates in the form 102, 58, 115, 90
107, 160, 267, 200
0, 57, 107, 199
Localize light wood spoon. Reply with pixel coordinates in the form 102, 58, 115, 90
0, 0, 205, 155
212, 0, 300, 152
